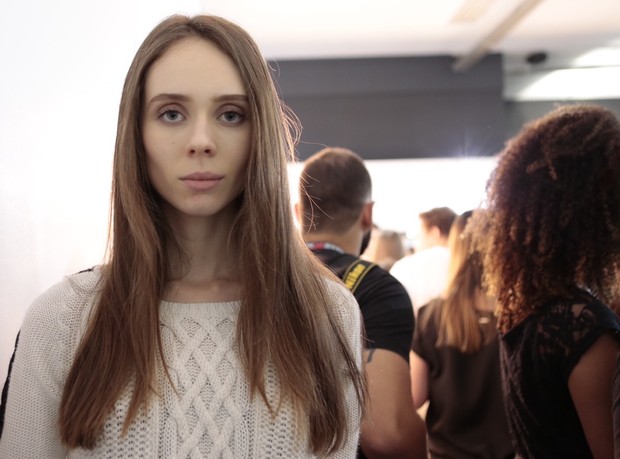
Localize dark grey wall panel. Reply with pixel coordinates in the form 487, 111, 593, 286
270, 54, 507, 160
285, 90, 505, 159
272, 54, 503, 96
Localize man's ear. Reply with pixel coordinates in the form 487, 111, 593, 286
429, 225, 442, 243
360, 202, 374, 231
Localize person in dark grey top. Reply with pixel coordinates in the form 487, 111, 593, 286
411, 211, 513, 459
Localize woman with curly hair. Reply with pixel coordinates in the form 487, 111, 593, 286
470, 104, 620, 458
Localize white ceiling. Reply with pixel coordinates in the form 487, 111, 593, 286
197, 0, 620, 72
0, 0, 618, 103
2, 0, 617, 72
194, 0, 620, 100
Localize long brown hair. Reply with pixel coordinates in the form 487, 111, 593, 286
59, 15, 363, 453
425, 210, 496, 352
469, 104, 620, 333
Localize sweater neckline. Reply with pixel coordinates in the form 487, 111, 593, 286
159, 300, 241, 317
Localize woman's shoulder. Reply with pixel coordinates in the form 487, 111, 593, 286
23, 266, 102, 335
322, 276, 362, 328
418, 298, 443, 319
570, 299, 620, 344
581, 298, 620, 326
31, 266, 101, 306
323, 275, 357, 305
543, 296, 620, 333
518, 296, 620, 363
12, 267, 103, 394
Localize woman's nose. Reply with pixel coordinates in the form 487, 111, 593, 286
188, 117, 215, 155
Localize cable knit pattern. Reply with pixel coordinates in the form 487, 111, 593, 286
159, 302, 250, 458
0, 268, 362, 458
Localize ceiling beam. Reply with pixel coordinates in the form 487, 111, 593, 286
452, 0, 545, 73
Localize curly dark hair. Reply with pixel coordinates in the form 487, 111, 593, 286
470, 104, 620, 333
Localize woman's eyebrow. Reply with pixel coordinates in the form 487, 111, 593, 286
213, 94, 249, 103
146, 93, 248, 105
147, 93, 190, 106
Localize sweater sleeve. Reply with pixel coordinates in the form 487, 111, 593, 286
323, 279, 363, 458
0, 271, 97, 458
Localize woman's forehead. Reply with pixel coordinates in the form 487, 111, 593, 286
144, 37, 245, 99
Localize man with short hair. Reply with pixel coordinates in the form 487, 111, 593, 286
297, 146, 427, 459
391, 207, 457, 316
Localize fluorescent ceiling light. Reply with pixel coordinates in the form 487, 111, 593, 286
572, 47, 620, 67
505, 66, 620, 101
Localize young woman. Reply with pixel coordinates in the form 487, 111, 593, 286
0, 15, 364, 457
470, 104, 620, 459
410, 210, 513, 459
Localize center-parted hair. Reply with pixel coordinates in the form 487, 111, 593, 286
469, 104, 620, 333
299, 147, 372, 234
58, 15, 363, 453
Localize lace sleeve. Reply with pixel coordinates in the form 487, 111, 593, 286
536, 300, 620, 380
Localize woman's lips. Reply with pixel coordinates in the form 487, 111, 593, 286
180, 172, 224, 191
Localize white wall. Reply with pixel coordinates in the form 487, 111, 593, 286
0, 0, 204, 389
289, 157, 497, 236
0, 0, 497, 388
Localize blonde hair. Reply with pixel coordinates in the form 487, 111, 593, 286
59, 15, 363, 454
363, 228, 405, 271
424, 210, 496, 353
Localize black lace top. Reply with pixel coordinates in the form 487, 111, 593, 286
501, 293, 620, 458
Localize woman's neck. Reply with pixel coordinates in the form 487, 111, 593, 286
164, 212, 242, 303
163, 275, 242, 303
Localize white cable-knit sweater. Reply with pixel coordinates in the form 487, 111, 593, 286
0, 269, 362, 458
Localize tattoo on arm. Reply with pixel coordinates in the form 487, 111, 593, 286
366, 348, 376, 363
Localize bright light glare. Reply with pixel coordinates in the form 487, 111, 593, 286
505, 67, 620, 101
289, 157, 497, 237
573, 47, 620, 67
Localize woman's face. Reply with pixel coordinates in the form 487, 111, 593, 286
141, 37, 251, 223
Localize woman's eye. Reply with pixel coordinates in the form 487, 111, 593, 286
220, 111, 244, 124
160, 110, 184, 122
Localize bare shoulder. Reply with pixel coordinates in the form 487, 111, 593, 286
568, 333, 619, 459
572, 333, 620, 379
